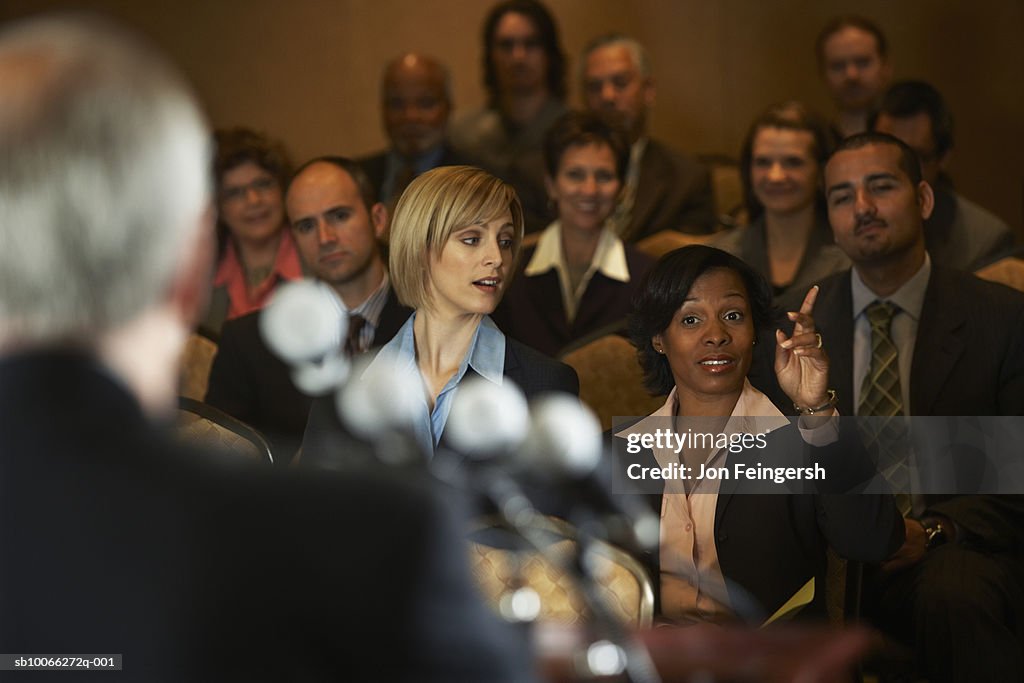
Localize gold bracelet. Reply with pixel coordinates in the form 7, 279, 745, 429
794, 389, 837, 415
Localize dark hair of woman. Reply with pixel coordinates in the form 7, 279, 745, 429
542, 110, 630, 182
629, 245, 777, 395
212, 127, 292, 256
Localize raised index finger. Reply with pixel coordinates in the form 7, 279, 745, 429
789, 285, 819, 336
799, 285, 819, 316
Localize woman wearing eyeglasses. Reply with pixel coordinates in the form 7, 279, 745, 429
201, 127, 302, 338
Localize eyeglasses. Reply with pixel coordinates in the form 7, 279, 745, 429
220, 176, 278, 203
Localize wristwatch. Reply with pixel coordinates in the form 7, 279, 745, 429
921, 517, 950, 550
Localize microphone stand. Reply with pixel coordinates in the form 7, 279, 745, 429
432, 446, 662, 683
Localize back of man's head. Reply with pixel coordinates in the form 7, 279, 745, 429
0, 15, 209, 346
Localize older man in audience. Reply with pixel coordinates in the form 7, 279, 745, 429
580, 33, 716, 239
816, 15, 892, 138
206, 157, 410, 462
0, 14, 527, 680
449, 0, 567, 232
870, 80, 1015, 271
358, 53, 475, 207
776, 132, 1024, 682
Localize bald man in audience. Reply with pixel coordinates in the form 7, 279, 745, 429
770, 132, 1024, 682
0, 14, 527, 679
358, 53, 476, 208
870, 80, 1015, 271
580, 33, 716, 240
816, 15, 892, 138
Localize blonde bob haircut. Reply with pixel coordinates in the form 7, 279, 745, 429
389, 165, 524, 309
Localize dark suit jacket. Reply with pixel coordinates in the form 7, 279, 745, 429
767, 266, 1024, 549
358, 144, 477, 204
492, 243, 654, 358
614, 423, 903, 621
0, 351, 532, 682
625, 139, 717, 241
301, 334, 579, 470
205, 287, 412, 464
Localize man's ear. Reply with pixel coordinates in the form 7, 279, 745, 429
917, 181, 935, 221
880, 58, 894, 86
371, 202, 388, 240
169, 205, 216, 327
643, 76, 656, 109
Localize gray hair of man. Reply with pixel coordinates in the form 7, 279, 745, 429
0, 15, 210, 347
579, 33, 652, 81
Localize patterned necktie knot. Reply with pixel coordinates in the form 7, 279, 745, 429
345, 314, 367, 355
865, 300, 897, 333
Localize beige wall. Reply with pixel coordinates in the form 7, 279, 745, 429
3, 0, 1022, 234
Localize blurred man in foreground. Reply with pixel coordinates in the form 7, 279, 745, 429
0, 14, 528, 680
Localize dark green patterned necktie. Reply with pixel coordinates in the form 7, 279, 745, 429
858, 301, 912, 515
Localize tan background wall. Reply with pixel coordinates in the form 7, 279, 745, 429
3, 0, 1022, 235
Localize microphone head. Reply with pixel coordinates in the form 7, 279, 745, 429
446, 377, 529, 459
291, 352, 350, 396
260, 280, 345, 364
521, 394, 602, 478
337, 353, 421, 439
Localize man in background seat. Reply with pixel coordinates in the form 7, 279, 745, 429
580, 33, 716, 240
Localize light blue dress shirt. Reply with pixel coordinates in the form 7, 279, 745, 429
367, 313, 506, 456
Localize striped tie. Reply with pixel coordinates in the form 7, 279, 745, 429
858, 301, 912, 515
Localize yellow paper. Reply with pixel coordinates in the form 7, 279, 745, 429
761, 578, 815, 627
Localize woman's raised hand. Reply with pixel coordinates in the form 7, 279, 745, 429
775, 285, 831, 412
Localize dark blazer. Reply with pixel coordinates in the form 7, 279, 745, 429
492, 243, 654, 358
768, 266, 1024, 548
205, 287, 412, 464
0, 351, 532, 682
358, 144, 477, 203
614, 423, 903, 621
708, 213, 850, 298
625, 139, 717, 241
925, 187, 1016, 272
301, 333, 580, 470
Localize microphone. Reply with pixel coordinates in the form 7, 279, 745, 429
443, 376, 535, 523
446, 377, 530, 459
520, 395, 660, 555
334, 353, 425, 466
259, 280, 350, 395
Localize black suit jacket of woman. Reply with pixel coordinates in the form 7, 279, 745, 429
613, 420, 904, 621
